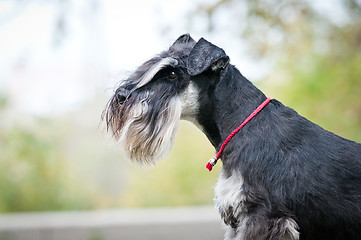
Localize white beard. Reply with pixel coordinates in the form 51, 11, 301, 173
118, 77, 200, 164
119, 94, 182, 164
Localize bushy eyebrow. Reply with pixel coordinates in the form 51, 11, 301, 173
134, 57, 178, 90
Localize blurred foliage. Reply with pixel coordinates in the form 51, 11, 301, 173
263, 49, 361, 142
0, 99, 96, 212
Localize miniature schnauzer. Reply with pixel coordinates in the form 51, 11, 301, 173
104, 34, 361, 240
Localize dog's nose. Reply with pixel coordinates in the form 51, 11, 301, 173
116, 88, 130, 104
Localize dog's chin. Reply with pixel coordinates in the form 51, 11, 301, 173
119, 97, 182, 164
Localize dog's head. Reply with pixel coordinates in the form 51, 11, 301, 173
104, 34, 230, 164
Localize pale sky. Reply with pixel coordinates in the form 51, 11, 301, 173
0, 0, 345, 116
0, 0, 221, 116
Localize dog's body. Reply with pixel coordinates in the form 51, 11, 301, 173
104, 34, 361, 239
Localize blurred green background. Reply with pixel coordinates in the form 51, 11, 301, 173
0, 0, 360, 213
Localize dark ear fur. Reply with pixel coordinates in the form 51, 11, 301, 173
171, 33, 196, 47
187, 38, 229, 76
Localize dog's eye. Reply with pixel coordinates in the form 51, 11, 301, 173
168, 71, 177, 80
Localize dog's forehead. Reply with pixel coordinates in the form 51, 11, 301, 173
123, 56, 176, 89
138, 38, 196, 73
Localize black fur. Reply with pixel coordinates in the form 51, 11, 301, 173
191, 38, 361, 240
214, 69, 361, 240
104, 34, 361, 239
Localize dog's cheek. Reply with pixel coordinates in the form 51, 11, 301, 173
174, 71, 190, 91
179, 82, 200, 123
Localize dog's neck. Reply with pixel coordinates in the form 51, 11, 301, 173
197, 66, 267, 151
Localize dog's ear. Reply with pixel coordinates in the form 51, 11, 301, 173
187, 38, 229, 76
171, 33, 196, 47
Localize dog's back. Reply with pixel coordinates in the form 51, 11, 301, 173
216, 96, 361, 239
259, 100, 361, 239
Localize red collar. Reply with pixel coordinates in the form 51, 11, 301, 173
206, 97, 272, 171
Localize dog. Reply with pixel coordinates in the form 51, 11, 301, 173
103, 34, 361, 240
